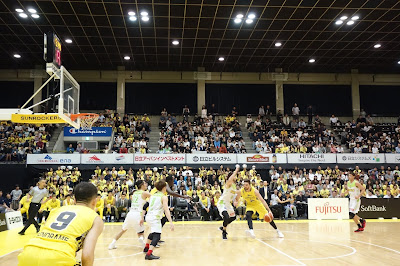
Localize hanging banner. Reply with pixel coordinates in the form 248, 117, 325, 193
27, 154, 80, 164
337, 154, 385, 164
64, 127, 113, 137
287, 153, 336, 164
134, 154, 186, 164
237, 153, 287, 164
186, 154, 237, 164
81, 154, 134, 164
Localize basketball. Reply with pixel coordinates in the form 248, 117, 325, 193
264, 212, 274, 223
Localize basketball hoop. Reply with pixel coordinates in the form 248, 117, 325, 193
70, 113, 99, 129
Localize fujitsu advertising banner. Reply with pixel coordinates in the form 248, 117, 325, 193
308, 198, 349, 220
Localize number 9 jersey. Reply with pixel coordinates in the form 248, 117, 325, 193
21, 205, 98, 259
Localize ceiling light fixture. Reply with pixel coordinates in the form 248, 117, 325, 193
19, 13, 28, 18
236, 14, 244, 19
335, 20, 343, 25
124, 56, 130, 60
374, 44, 381, 48
140, 11, 148, 17
234, 18, 242, 24
14, 54, 21, 58
275, 42, 282, 47
141, 16, 149, 22
218, 57, 224, 61
340, 16, 348, 20
245, 19, 253, 24
27, 8, 37, 13
128, 11, 135, 16
129, 16, 137, 21
351, 16, 359, 20
248, 13, 256, 19
309, 58, 316, 63
15, 8, 23, 13
346, 20, 355, 25
398, 61, 400, 65
65, 39, 72, 44
172, 40, 179, 45
31, 14, 40, 19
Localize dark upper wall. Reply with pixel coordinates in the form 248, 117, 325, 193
206, 84, 276, 115
283, 84, 352, 116
0, 81, 33, 108
360, 85, 400, 116
79, 82, 117, 110
125, 83, 197, 115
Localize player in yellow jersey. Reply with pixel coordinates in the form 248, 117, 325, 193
18, 182, 103, 266
18, 194, 31, 217
235, 179, 284, 238
95, 194, 104, 219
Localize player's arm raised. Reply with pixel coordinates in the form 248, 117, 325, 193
355, 182, 365, 199
226, 164, 240, 188
81, 216, 104, 266
162, 196, 174, 231
166, 185, 190, 199
254, 189, 272, 213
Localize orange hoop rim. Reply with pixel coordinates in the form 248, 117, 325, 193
70, 113, 99, 121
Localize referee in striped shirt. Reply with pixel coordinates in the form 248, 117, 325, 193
19, 179, 49, 235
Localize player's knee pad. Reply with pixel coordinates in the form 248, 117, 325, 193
349, 212, 355, 219
150, 233, 161, 246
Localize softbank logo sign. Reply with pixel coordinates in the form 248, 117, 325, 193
315, 202, 343, 215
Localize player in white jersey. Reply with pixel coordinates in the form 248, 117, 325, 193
108, 180, 151, 249
217, 164, 240, 240
143, 180, 174, 260
345, 172, 366, 232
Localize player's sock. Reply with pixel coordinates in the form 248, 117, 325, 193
145, 243, 150, 249
108, 239, 117, 249
269, 221, 278, 230
146, 249, 153, 256
357, 223, 362, 229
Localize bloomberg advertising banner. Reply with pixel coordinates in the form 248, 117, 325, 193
308, 198, 349, 220
237, 153, 287, 164
337, 153, 384, 164
81, 154, 134, 164
27, 154, 80, 164
287, 153, 336, 164
358, 198, 400, 219
134, 154, 186, 164
64, 127, 113, 137
186, 154, 237, 164
384, 154, 400, 164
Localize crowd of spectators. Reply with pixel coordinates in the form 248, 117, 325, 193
158, 107, 246, 154
250, 104, 343, 154
0, 123, 55, 162
337, 110, 400, 154
3, 164, 399, 223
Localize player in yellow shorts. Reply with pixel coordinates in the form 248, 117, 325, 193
18, 182, 103, 266
235, 179, 284, 238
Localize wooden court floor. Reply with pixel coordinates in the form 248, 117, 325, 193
1, 220, 400, 266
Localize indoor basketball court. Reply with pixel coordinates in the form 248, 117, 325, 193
1, 220, 400, 265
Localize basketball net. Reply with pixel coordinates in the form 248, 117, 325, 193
70, 113, 99, 130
